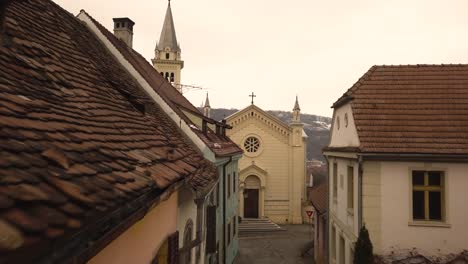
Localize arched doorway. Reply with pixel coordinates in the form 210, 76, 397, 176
243, 175, 260, 218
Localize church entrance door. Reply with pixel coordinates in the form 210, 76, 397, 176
244, 189, 259, 218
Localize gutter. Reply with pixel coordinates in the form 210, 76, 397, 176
222, 156, 232, 264
358, 155, 363, 230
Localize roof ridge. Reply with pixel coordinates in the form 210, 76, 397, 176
375, 63, 468, 68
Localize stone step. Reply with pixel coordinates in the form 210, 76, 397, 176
238, 218, 284, 236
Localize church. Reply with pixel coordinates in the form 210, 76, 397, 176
223, 97, 307, 224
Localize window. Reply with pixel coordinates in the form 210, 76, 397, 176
344, 113, 349, 127
165, 52, 170, 59
412, 170, 444, 221
170, 72, 174, 82
347, 166, 354, 210
165, 72, 169, 80
333, 163, 338, 200
227, 222, 231, 245
244, 136, 260, 153
227, 173, 231, 198
233, 216, 237, 236
233, 172, 236, 193
339, 235, 345, 264
331, 225, 336, 260
215, 182, 219, 207
336, 116, 340, 130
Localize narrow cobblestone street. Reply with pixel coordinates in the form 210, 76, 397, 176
235, 225, 315, 264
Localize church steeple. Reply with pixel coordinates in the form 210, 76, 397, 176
292, 95, 301, 122
203, 93, 211, 118
152, 0, 184, 92
157, 0, 180, 53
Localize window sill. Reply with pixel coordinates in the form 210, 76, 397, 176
408, 221, 451, 228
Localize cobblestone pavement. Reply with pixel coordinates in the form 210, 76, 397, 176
235, 225, 315, 264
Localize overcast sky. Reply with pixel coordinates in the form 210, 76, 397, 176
56, 0, 468, 117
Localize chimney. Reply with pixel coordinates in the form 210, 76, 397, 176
113, 17, 135, 48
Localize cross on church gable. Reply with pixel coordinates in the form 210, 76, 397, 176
249, 92, 256, 105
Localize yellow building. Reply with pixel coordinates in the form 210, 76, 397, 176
225, 97, 307, 224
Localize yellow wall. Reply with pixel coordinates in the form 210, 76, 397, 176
88, 191, 178, 264
227, 106, 305, 224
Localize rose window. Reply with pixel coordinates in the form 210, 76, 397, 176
244, 137, 260, 153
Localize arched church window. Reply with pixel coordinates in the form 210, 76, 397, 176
244, 136, 260, 153
166, 53, 170, 59
170, 72, 175, 82
336, 116, 340, 130
160, 72, 164, 76
165, 72, 169, 80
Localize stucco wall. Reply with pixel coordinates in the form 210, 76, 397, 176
88, 190, 178, 264
177, 186, 198, 264
378, 161, 468, 256
329, 103, 360, 148
328, 156, 359, 264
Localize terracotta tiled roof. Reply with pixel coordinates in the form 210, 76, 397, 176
308, 182, 327, 214
333, 64, 468, 155
0, 0, 215, 261
83, 13, 242, 158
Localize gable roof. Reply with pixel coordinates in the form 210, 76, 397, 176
332, 64, 468, 155
80, 11, 242, 158
0, 0, 215, 262
308, 182, 327, 214
226, 104, 290, 130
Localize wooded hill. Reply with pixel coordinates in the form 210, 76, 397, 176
206, 108, 331, 161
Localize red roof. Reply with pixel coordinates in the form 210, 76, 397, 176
0, 0, 215, 261
333, 64, 468, 155
85, 13, 243, 158
308, 182, 327, 214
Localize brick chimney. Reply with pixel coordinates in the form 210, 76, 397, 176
112, 17, 134, 48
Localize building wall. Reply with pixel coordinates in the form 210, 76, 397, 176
328, 156, 359, 264
329, 103, 360, 148
227, 106, 305, 224
377, 161, 468, 258
210, 158, 240, 264
88, 190, 178, 264
177, 186, 198, 264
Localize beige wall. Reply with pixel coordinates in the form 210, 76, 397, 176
328, 156, 359, 264
88, 191, 178, 264
329, 103, 360, 148
378, 161, 468, 257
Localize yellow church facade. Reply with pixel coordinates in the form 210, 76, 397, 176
226, 99, 307, 224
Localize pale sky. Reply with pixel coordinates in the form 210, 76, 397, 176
56, 0, 468, 117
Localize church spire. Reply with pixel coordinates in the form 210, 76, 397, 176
157, 0, 180, 52
203, 93, 211, 118
293, 95, 301, 111
152, 0, 184, 93
292, 95, 301, 122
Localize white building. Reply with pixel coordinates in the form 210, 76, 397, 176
325, 65, 468, 264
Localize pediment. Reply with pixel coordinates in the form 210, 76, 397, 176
226, 105, 290, 141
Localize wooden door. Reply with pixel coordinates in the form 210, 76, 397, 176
244, 189, 259, 218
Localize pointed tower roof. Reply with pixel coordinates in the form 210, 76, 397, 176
293, 95, 301, 111
157, 0, 180, 52
204, 93, 211, 108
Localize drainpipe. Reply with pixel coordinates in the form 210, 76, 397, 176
222, 157, 232, 264
358, 155, 363, 229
